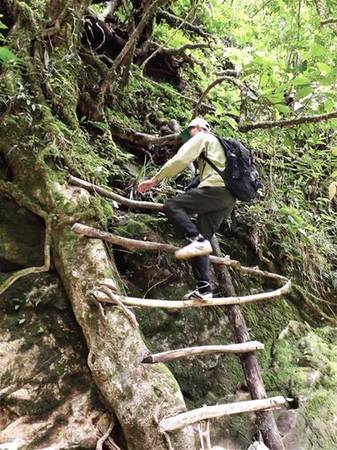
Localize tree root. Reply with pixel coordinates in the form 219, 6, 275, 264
96, 284, 139, 328
0, 219, 51, 297
96, 419, 116, 450
0, 181, 51, 297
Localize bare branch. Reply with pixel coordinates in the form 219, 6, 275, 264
71, 223, 289, 283
140, 3, 201, 71
68, 175, 164, 211
159, 397, 286, 432
314, 0, 337, 34
239, 110, 337, 132
97, 0, 168, 105
320, 18, 337, 25
193, 76, 247, 118
108, 122, 181, 146
157, 9, 213, 39
142, 341, 264, 363
93, 280, 292, 309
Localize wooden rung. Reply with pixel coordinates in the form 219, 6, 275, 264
94, 280, 291, 309
159, 396, 286, 432
72, 222, 289, 283
142, 341, 264, 363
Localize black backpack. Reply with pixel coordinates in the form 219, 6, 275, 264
201, 137, 261, 202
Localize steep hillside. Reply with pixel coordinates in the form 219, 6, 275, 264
0, 0, 336, 449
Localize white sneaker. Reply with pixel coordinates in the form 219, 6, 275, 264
183, 288, 213, 301
175, 238, 212, 260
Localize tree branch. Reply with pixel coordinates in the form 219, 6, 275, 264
239, 110, 337, 131
71, 222, 289, 283
108, 122, 181, 146
320, 18, 337, 25
313, 0, 337, 34
140, 2, 201, 72
157, 9, 213, 39
98, 0, 167, 105
159, 397, 286, 432
142, 341, 264, 363
94, 280, 291, 309
193, 76, 248, 118
97, 284, 139, 328
68, 175, 164, 211
96, 419, 115, 450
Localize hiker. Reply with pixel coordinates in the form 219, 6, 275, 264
137, 117, 236, 300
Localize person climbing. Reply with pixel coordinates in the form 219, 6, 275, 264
137, 117, 236, 300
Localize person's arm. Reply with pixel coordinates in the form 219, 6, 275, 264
137, 132, 207, 194
155, 132, 206, 182
137, 176, 158, 194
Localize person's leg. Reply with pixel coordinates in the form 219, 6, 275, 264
180, 188, 235, 299
164, 189, 203, 239
164, 187, 235, 260
186, 209, 230, 298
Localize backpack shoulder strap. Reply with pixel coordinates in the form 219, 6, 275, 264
200, 152, 223, 177
216, 136, 232, 157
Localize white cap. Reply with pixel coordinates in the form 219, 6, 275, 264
187, 117, 211, 131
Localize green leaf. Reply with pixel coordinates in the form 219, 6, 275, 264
317, 62, 332, 75
0, 46, 17, 62
264, 92, 284, 104
295, 85, 312, 99
292, 76, 310, 86
223, 116, 238, 130
275, 104, 290, 114
331, 147, 337, 156
311, 43, 328, 58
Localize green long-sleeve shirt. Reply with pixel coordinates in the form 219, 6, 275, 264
155, 131, 226, 188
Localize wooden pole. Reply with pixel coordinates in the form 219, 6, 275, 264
159, 396, 286, 432
212, 238, 285, 450
69, 176, 163, 211
94, 281, 291, 309
72, 223, 289, 283
142, 341, 264, 363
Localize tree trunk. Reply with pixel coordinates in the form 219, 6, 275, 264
52, 223, 195, 450
0, 0, 196, 448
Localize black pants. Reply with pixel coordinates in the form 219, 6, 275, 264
164, 186, 235, 284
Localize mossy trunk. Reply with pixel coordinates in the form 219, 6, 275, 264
0, 0, 195, 448
53, 225, 195, 450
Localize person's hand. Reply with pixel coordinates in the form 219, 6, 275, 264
137, 176, 158, 194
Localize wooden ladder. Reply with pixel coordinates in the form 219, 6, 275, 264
70, 177, 290, 450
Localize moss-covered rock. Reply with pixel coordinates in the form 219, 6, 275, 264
0, 272, 107, 449
270, 321, 337, 450
0, 195, 44, 271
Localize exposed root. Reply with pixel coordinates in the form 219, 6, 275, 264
96, 284, 139, 328
0, 181, 51, 297
96, 419, 116, 450
0, 218, 51, 297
